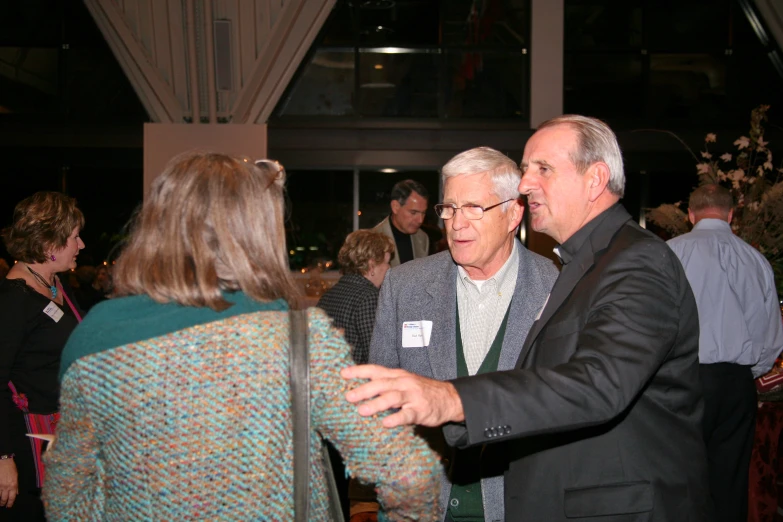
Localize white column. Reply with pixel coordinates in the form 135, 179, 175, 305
530, 0, 564, 128
143, 123, 267, 197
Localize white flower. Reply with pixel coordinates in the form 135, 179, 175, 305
697, 163, 712, 175
734, 136, 750, 149
758, 166, 765, 176
764, 161, 774, 171
717, 169, 727, 181
701, 151, 712, 159
728, 169, 746, 181
720, 153, 732, 162
705, 133, 717, 143
757, 136, 768, 149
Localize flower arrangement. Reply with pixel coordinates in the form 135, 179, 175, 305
646, 105, 783, 295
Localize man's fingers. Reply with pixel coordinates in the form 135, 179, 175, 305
0, 489, 8, 507
381, 407, 417, 428
5, 489, 15, 509
356, 390, 405, 417
346, 377, 402, 404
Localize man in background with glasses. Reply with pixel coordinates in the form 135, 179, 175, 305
368, 146, 559, 522
372, 179, 430, 268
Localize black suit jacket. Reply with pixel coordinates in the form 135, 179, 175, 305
446, 205, 712, 521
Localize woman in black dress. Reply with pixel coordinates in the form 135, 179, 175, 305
0, 192, 85, 521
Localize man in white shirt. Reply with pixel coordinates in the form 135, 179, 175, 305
667, 183, 783, 522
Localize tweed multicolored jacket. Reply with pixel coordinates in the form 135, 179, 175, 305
42, 293, 441, 521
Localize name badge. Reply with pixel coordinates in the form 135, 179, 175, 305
401, 320, 432, 348
43, 301, 64, 323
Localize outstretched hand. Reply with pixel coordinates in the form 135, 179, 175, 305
341, 364, 465, 428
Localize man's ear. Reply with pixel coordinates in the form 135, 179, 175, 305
507, 199, 525, 232
688, 208, 696, 225
391, 200, 401, 214
727, 208, 734, 224
586, 162, 611, 202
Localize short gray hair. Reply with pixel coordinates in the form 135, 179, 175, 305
538, 115, 625, 197
441, 147, 521, 210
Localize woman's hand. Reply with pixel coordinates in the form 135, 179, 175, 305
0, 458, 18, 508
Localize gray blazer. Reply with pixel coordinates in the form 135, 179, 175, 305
369, 240, 558, 522
371, 216, 430, 268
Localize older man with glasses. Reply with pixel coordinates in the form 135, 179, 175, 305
368, 146, 558, 522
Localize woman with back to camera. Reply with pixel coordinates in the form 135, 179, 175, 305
0, 192, 85, 521
318, 230, 394, 365
42, 151, 440, 521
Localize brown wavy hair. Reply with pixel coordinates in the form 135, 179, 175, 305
2, 191, 85, 263
113, 151, 299, 311
338, 230, 395, 275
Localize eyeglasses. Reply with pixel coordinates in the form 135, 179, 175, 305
434, 198, 516, 220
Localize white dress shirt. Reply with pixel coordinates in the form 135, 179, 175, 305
456, 241, 518, 375
668, 218, 783, 377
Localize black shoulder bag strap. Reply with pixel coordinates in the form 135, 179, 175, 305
290, 309, 345, 522
290, 309, 311, 522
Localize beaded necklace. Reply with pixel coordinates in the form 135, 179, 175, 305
26, 265, 57, 299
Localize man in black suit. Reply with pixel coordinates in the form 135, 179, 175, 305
343, 115, 712, 521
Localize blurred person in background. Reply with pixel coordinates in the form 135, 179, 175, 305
318, 230, 395, 365
73, 264, 111, 312
42, 151, 440, 521
668, 184, 783, 522
93, 264, 112, 297
0, 192, 85, 521
372, 180, 430, 267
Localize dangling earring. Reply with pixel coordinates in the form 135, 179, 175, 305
370, 271, 375, 277
51, 254, 56, 261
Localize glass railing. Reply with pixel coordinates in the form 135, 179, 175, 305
276, 47, 530, 120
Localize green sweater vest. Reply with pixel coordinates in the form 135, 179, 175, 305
447, 303, 512, 522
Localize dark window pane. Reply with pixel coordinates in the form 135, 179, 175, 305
320, 2, 356, 46
273, 0, 531, 122
564, 53, 643, 119
564, 1, 642, 51
286, 170, 353, 269
65, 160, 143, 265
278, 50, 355, 116
444, 50, 527, 118
648, 53, 726, 123
356, 1, 439, 46
646, 0, 731, 51
0, 47, 60, 114
0, 0, 62, 47
442, 0, 530, 46
358, 51, 439, 117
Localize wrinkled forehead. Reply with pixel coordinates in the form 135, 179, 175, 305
521, 125, 578, 164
